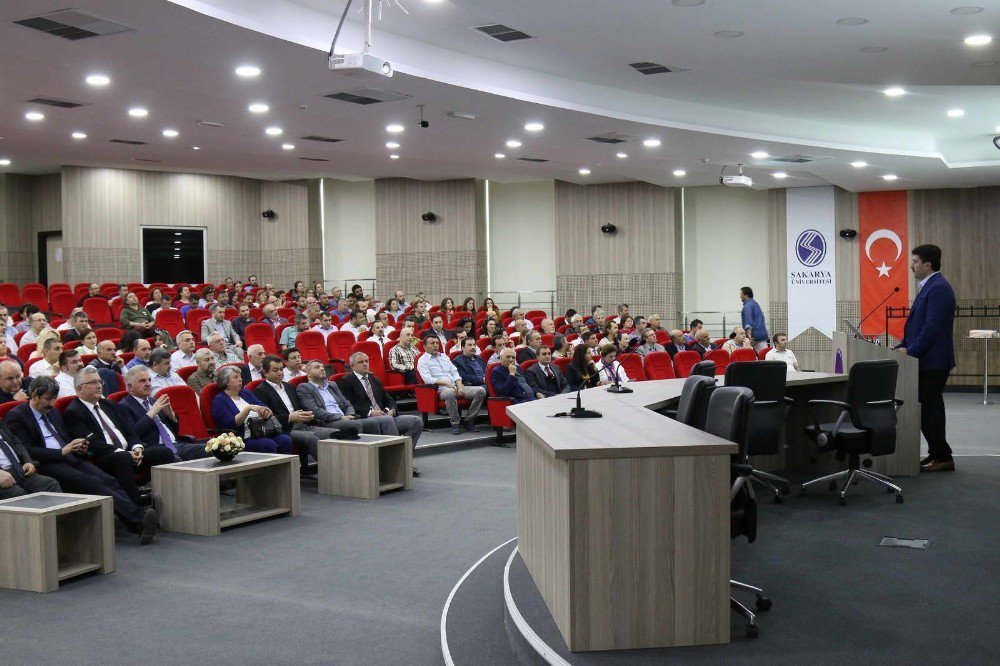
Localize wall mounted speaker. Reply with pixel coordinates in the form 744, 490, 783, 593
262, 209, 276, 220
600, 223, 618, 235
421, 211, 437, 222
839, 228, 858, 239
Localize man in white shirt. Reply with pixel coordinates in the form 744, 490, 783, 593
282, 348, 306, 381
20, 312, 50, 346
340, 310, 368, 339
29, 337, 62, 379
416, 334, 486, 435
170, 331, 198, 372
55, 349, 84, 398
311, 311, 338, 341
368, 320, 390, 350
148, 349, 187, 396
764, 333, 800, 372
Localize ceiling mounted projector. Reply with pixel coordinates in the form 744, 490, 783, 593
328, 53, 393, 78
720, 163, 753, 188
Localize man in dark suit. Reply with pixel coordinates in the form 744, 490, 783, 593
524, 346, 569, 399
6, 377, 158, 543
691, 330, 717, 358
516, 330, 542, 365
337, 351, 423, 450
427, 314, 455, 349
294, 361, 364, 439
62, 311, 92, 343
253, 354, 341, 465
0, 359, 27, 404
0, 419, 62, 499
490, 348, 535, 404
453, 337, 487, 386
89, 340, 124, 374
64, 366, 175, 504
896, 244, 956, 472
117, 365, 209, 461
665, 330, 688, 359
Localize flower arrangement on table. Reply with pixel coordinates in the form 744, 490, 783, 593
205, 432, 245, 462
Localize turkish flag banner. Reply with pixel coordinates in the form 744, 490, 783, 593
858, 191, 908, 339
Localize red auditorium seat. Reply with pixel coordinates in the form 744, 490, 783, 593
63, 340, 81, 350
672, 350, 702, 378
82, 298, 113, 327
326, 331, 357, 371
705, 348, 731, 375
185, 308, 211, 334
713, 338, 727, 348
731, 348, 758, 363
199, 383, 224, 433
0, 400, 25, 420
655, 330, 671, 345
151, 385, 208, 440
95, 328, 123, 343
274, 323, 293, 343
294, 331, 329, 362
245, 379, 264, 393
0, 284, 21, 307
107, 391, 128, 403
619, 354, 646, 381
54, 395, 75, 413
50, 292, 76, 317
288, 375, 309, 389
277, 307, 296, 321
484, 361, 515, 439
520, 359, 538, 372
155, 308, 185, 338
243, 323, 277, 355
525, 310, 547, 319
552, 357, 571, 373
758, 346, 773, 360
110, 299, 125, 322
642, 351, 675, 380
177, 366, 198, 382
21, 285, 48, 309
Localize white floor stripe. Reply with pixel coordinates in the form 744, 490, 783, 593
503, 547, 572, 666
440, 536, 518, 666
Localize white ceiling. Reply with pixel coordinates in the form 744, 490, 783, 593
1, 0, 1000, 190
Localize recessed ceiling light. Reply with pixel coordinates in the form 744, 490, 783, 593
386, 124, 405, 133
494, 153, 506, 159
859, 46, 888, 53
850, 161, 868, 168
389, 154, 400, 160
883, 87, 906, 97
578, 168, 591, 175
193, 146, 200, 150
995, 125, 1000, 132
265, 126, 283, 135
672, 0, 705, 6
235, 65, 261, 78
71, 131, 87, 140
524, 122, 544, 132
25, 111, 44, 121
713, 30, 744, 39
386, 141, 400, 149
836, 17, 869, 26
750, 151, 769, 159
128, 107, 148, 118
162, 129, 179, 137
506, 139, 522, 148
947, 108, 965, 117
174, 240, 181, 244
882, 174, 898, 181
772, 172, 788, 179
964, 34, 992, 46
972, 60, 999, 67
951, 6, 985, 15
643, 138, 661, 147
616, 152, 628, 159
248, 103, 269, 113
424, 0, 445, 4
673, 169, 687, 176
282, 143, 295, 150
173, 255, 181, 259
0, 159, 10, 167
174, 232, 182, 235
85, 74, 110, 86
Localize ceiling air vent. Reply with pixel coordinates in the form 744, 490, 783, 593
301, 135, 343, 144
629, 62, 674, 75
133, 158, 162, 163
771, 154, 829, 164
325, 88, 411, 105
13, 9, 135, 40
300, 157, 330, 162
474, 23, 534, 42
26, 97, 87, 109
517, 157, 549, 163
584, 132, 637, 145
109, 139, 147, 145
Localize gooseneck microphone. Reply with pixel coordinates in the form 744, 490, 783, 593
857, 286, 901, 334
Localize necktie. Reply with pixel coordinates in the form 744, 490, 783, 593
0, 438, 24, 481
545, 365, 553, 379
143, 400, 177, 452
93, 405, 124, 449
361, 375, 381, 410
41, 414, 66, 447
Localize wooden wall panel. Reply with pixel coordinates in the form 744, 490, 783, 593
0, 174, 36, 282
30, 174, 62, 234
259, 180, 321, 286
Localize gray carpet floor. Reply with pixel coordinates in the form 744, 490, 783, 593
1, 394, 997, 665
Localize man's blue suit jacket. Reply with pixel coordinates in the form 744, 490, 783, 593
900, 272, 955, 371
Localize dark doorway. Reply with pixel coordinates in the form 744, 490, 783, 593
142, 228, 205, 283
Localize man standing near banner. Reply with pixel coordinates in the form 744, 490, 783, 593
740, 286, 769, 353
896, 244, 956, 473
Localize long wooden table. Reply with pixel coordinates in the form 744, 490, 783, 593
508, 371, 919, 652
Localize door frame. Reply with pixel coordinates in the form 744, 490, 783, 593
37, 231, 62, 285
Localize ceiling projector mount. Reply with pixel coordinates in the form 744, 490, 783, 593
327, 0, 401, 78
719, 163, 753, 188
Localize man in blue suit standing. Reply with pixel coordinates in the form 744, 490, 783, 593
896, 244, 956, 472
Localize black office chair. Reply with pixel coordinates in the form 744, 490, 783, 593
692, 359, 716, 377
705, 386, 771, 638
725, 361, 795, 503
800, 359, 903, 506
664, 375, 716, 429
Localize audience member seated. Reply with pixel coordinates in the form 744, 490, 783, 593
6, 377, 158, 543
405, 301, 429, 328
692, 330, 717, 357
637, 328, 666, 357
368, 320, 391, 349
65, 366, 177, 503
564, 343, 604, 391
62, 311, 91, 342
21, 311, 49, 346
416, 335, 486, 435
148, 349, 186, 395
55, 349, 84, 398
280, 313, 310, 350
453, 337, 487, 386
329, 300, 353, 326
539, 318, 556, 336
120, 292, 156, 333
77, 328, 99, 356
491, 347, 536, 404
340, 310, 368, 339
684, 318, 704, 344
311, 311, 338, 341
593, 344, 630, 384
29, 337, 62, 379
125, 338, 152, 370
232, 303, 256, 343
90, 340, 124, 374
207, 332, 241, 366
294, 360, 377, 439
551, 334, 570, 358
517, 330, 542, 364
76, 283, 105, 306
170, 331, 198, 371
281, 348, 305, 381
613, 303, 630, 324
243, 344, 265, 383
478, 317, 500, 340
427, 314, 453, 348
646, 313, 664, 333
118, 366, 209, 461
765, 332, 801, 372
30, 329, 60, 361
201, 303, 242, 348
585, 305, 605, 327
524, 346, 568, 398
0, 360, 27, 403
186, 348, 218, 395
599, 320, 619, 349
0, 416, 62, 500
259, 304, 286, 330
389, 328, 419, 385
665, 330, 688, 358
210, 366, 293, 453
722, 326, 754, 354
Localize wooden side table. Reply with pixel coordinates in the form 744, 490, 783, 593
318, 434, 412, 499
0, 493, 114, 593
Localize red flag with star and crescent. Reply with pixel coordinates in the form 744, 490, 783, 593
858, 191, 908, 339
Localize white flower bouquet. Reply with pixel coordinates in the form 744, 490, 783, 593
206, 432, 246, 461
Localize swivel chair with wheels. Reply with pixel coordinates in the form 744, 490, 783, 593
704, 386, 772, 638
801, 359, 904, 505
663, 375, 716, 429
724, 361, 795, 503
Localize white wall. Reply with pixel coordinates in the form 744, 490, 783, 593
487, 180, 556, 299
683, 185, 770, 333
322, 178, 376, 292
